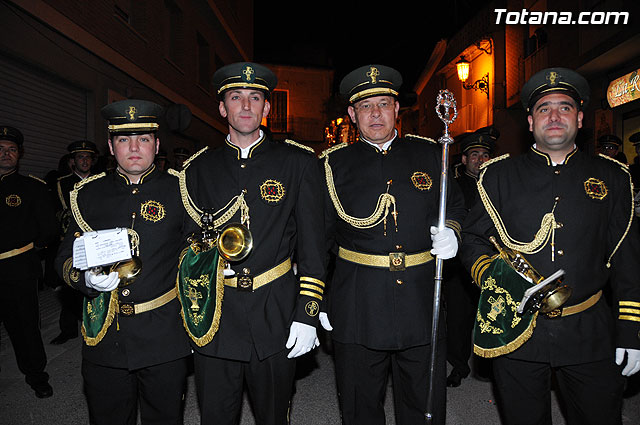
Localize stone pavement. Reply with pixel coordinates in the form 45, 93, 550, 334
1, 286, 638, 424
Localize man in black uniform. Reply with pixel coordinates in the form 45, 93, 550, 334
597, 134, 628, 164
55, 100, 192, 425
50, 140, 99, 345
319, 64, 466, 425
461, 67, 640, 425
444, 126, 497, 387
0, 125, 57, 398
179, 62, 325, 425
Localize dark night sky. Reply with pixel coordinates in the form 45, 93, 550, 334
253, 1, 492, 92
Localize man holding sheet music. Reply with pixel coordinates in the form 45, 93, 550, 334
55, 99, 192, 425
460, 68, 640, 425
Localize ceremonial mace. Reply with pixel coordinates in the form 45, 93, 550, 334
425, 90, 457, 424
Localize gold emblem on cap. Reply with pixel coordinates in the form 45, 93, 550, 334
128, 106, 137, 121
367, 66, 380, 84
242, 66, 255, 82
584, 177, 608, 200
6, 194, 21, 207
547, 71, 558, 86
2, 128, 7, 136
140, 200, 166, 222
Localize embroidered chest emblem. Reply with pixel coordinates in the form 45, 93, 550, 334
5, 194, 21, 207
140, 200, 166, 222
260, 179, 285, 203
584, 177, 607, 200
410, 171, 433, 191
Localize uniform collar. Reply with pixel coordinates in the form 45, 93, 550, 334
529, 144, 579, 166
359, 130, 398, 154
0, 168, 17, 181
115, 164, 156, 185
225, 130, 266, 160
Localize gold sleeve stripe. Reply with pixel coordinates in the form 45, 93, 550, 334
62, 257, 74, 286
300, 290, 323, 300
300, 283, 324, 294
620, 301, 640, 308
446, 220, 462, 239
300, 276, 325, 287
471, 255, 492, 284
619, 308, 640, 315
619, 315, 640, 322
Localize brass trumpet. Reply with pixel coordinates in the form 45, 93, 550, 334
489, 236, 572, 315
188, 210, 253, 262
110, 255, 142, 286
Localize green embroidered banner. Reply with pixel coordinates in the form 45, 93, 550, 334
473, 257, 538, 358
177, 246, 225, 347
82, 291, 117, 346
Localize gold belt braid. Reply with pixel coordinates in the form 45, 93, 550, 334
0, 242, 34, 260
547, 290, 602, 318
225, 258, 292, 289
338, 247, 433, 268
117, 288, 177, 316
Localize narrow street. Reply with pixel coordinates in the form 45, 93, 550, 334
1, 286, 638, 424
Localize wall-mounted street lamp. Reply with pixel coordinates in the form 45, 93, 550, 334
456, 56, 489, 99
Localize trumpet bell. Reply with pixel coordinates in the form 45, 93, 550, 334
110, 256, 142, 287
539, 283, 572, 314
218, 223, 253, 262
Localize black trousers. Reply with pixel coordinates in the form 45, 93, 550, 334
56, 285, 82, 336
81, 356, 189, 425
0, 278, 48, 387
194, 349, 296, 425
443, 265, 478, 377
333, 341, 447, 425
493, 356, 625, 425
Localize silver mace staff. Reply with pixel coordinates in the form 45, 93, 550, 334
425, 89, 457, 424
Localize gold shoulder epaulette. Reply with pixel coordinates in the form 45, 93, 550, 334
56, 173, 73, 182
479, 153, 510, 171
73, 172, 106, 190
405, 134, 437, 144
182, 146, 209, 170
284, 139, 315, 154
598, 153, 630, 171
28, 174, 47, 185
319, 142, 348, 159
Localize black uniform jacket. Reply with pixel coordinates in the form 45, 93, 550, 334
461, 147, 640, 366
323, 137, 466, 350
55, 167, 192, 370
55, 172, 82, 212
455, 168, 481, 211
184, 136, 325, 362
1, 170, 58, 281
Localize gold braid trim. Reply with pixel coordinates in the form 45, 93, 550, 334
56, 179, 68, 210
405, 134, 437, 144
319, 142, 348, 159
182, 146, 209, 170
598, 154, 634, 268
174, 164, 249, 228
69, 173, 106, 232
284, 139, 315, 154
324, 155, 397, 229
477, 157, 557, 255
28, 174, 47, 184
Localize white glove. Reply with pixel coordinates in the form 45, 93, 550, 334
430, 226, 458, 260
319, 312, 333, 331
84, 270, 120, 292
286, 321, 320, 358
616, 347, 640, 376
